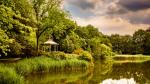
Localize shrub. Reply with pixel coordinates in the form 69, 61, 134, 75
73, 48, 84, 55
47, 52, 80, 60
64, 54, 79, 59
93, 44, 114, 59
0, 64, 24, 84
73, 49, 93, 62
47, 52, 67, 60
78, 51, 93, 62
8, 41, 24, 58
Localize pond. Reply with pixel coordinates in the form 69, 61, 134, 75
25, 58, 150, 84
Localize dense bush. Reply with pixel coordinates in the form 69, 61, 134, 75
60, 32, 85, 53
0, 28, 13, 56
73, 49, 93, 62
0, 64, 24, 84
7, 41, 24, 57
78, 51, 93, 62
47, 52, 67, 60
73, 48, 84, 55
93, 44, 114, 59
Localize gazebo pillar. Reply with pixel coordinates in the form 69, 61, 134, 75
43, 46, 45, 52
49, 45, 51, 52
54, 45, 57, 52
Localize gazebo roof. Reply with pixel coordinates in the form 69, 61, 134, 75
44, 39, 58, 45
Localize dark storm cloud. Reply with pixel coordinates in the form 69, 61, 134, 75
106, 6, 128, 15
67, 0, 95, 10
78, 0, 95, 10
63, 0, 150, 35
123, 11, 150, 24
119, 0, 150, 11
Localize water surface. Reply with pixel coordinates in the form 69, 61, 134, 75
26, 58, 150, 84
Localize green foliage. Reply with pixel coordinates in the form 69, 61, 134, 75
0, 64, 24, 84
73, 48, 84, 55
92, 44, 114, 59
0, 28, 13, 56
47, 52, 67, 60
61, 32, 85, 53
74, 25, 114, 59
0, 5, 32, 33
73, 49, 93, 62
142, 32, 150, 55
133, 30, 146, 54
75, 25, 102, 39
110, 29, 150, 55
110, 34, 133, 54
0, 4, 35, 57
78, 51, 93, 62
8, 41, 24, 57
0, 0, 67, 56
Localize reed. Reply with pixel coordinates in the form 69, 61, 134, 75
10, 56, 90, 75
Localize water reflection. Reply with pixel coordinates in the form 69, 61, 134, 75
25, 69, 93, 84
102, 78, 136, 84
25, 59, 150, 84
89, 60, 150, 84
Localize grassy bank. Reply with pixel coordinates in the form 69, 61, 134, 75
0, 52, 93, 84
11, 56, 91, 75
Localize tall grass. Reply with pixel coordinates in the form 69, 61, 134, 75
0, 64, 24, 84
9, 56, 90, 75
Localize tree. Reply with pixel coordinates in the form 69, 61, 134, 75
109, 34, 123, 54
0, 28, 13, 56
143, 32, 150, 55
0, 4, 34, 57
109, 29, 150, 55
121, 35, 134, 54
87, 37, 113, 59
60, 32, 85, 53
75, 25, 102, 39
133, 30, 146, 54
28, 0, 68, 55
3, 0, 68, 55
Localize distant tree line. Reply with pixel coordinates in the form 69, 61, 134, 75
109, 28, 150, 55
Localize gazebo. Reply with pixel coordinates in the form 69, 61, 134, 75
41, 39, 59, 52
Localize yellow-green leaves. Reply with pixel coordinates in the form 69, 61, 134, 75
0, 28, 13, 56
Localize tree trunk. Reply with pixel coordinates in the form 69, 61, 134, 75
36, 34, 39, 56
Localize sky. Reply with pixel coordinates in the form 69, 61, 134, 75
63, 0, 150, 35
